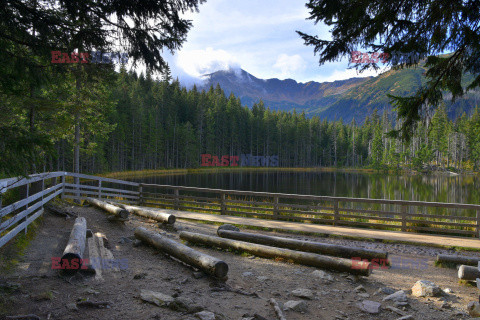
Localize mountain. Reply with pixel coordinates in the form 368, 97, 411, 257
200, 66, 480, 123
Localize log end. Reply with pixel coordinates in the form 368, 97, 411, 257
214, 260, 229, 279
59, 253, 83, 275
118, 209, 129, 220
167, 215, 176, 225
458, 265, 466, 279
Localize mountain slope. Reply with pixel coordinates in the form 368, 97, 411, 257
201, 66, 480, 123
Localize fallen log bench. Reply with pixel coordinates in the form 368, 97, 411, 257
458, 264, 480, 281
60, 217, 87, 275
134, 227, 228, 279
114, 203, 175, 224
86, 198, 129, 221
217, 229, 388, 261
180, 231, 372, 276
436, 254, 480, 267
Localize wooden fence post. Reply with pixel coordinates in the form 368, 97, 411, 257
273, 196, 279, 218
401, 205, 407, 232
61, 175, 66, 200
220, 193, 226, 215
476, 210, 480, 238
174, 188, 179, 210
333, 200, 339, 226
24, 183, 30, 234
98, 180, 102, 200
138, 184, 143, 206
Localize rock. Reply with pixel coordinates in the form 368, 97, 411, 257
242, 272, 254, 277
383, 290, 408, 303
291, 288, 314, 299
411, 280, 441, 297
356, 300, 381, 314
193, 271, 205, 279
385, 305, 407, 316
355, 285, 366, 293
217, 224, 240, 233
393, 301, 409, 308
373, 287, 396, 296
170, 297, 203, 313
395, 316, 414, 320
66, 303, 78, 311
357, 293, 370, 298
311, 270, 333, 281
134, 273, 147, 280
140, 289, 175, 307
283, 300, 308, 312
119, 237, 132, 244
468, 301, 480, 317
443, 288, 453, 294
194, 311, 216, 320
257, 276, 270, 282
133, 239, 143, 247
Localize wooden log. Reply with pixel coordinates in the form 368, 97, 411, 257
180, 231, 371, 276
134, 227, 228, 278
61, 217, 87, 275
115, 203, 175, 224
458, 265, 480, 281
436, 254, 479, 267
218, 229, 388, 261
86, 197, 129, 220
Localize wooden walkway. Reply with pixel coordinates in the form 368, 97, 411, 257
171, 210, 480, 250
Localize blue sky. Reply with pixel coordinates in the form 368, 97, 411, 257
165, 0, 386, 85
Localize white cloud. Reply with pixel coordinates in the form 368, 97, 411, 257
273, 54, 306, 78
176, 47, 240, 78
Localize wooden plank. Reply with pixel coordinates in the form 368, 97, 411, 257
0, 183, 63, 218
0, 172, 65, 191
0, 208, 44, 248
63, 189, 139, 200
406, 212, 477, 221
63, 183, 140, 195
407, 225, 475, 235
63, 195, 138, 204
0, 188, 62, 231
404, 219, 474, 228
67, 172, 140, 187
337, 214, 402, 223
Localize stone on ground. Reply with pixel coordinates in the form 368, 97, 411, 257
383, 290, 408, 303
291, 288, 314, 299
468, 301, 480, 317
140, 289, 174, 307
283, 300, 308, 312
195, 311, 216, 320
411, 280, 441, 297
217, 224, 240, 233
356, 300, 381, 314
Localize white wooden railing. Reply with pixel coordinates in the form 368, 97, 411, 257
1, 171, 480, 249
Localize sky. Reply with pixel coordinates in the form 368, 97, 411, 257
164, 0, 387, 85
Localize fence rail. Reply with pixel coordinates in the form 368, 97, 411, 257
1, 171, 480, 249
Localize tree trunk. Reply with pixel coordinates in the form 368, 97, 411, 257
86, 198, 129, 220
115, 203, 175, 224
217, 229, 388, 261
61, 217, 87, 275
436, 254, 479, 267
458, 264, 480, 281
180, 231, 371, 276
135, 227, 228, 278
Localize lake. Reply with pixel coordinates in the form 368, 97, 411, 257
132, 170, 480, 205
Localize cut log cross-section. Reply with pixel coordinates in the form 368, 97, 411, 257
115, 203, 175, 224
217, 229, 388, 261
86, 198, 129, 221
134, 227, 228, 279
458, 264, 480, 281
61, 217, 87, 275
180, 231, 372, 276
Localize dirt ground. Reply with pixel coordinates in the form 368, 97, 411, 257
1, 203, 480, 320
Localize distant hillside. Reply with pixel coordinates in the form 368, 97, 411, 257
200, 66, 480, 123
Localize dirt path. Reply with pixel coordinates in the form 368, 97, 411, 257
1, 204, 479, 320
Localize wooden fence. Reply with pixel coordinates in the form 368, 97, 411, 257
1, 171, 480, 249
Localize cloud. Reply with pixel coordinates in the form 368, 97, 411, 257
273, 54, 306, 78
311, 66, 390, 83
176, 47, 240, 78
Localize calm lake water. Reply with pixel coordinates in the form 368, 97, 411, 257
133, 171, 480, 205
